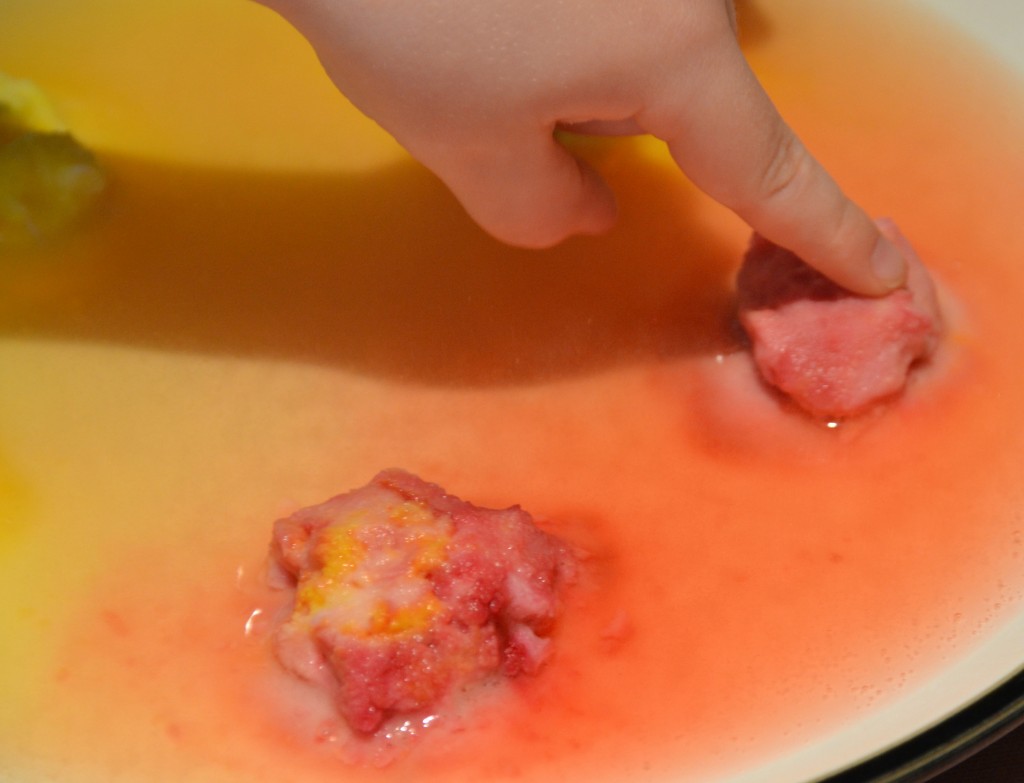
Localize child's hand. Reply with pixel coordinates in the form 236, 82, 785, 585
257, 0, 906, 295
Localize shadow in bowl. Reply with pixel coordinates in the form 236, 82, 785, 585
0, 137, 740, 387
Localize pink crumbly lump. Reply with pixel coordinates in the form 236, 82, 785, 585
736, 221, 943, 419
269, 469, 575, 736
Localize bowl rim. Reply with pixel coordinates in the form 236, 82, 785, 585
819, 665, 1024, 783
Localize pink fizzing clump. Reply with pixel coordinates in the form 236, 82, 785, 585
268, 469, 576, 743
736, 220, 943, 419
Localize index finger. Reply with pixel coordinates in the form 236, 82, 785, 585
640, 32, 907, 295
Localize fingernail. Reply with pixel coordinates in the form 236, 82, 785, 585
870, 234, 907, 288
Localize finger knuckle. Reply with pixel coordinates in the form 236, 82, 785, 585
756, 128, 811, 206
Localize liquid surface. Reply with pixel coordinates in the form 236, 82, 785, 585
3, 1, 1024, 782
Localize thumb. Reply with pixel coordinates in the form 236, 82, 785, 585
415, 128, 618, 249
644, 37, 907, 295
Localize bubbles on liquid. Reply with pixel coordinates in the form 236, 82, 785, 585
243, 607, 266, 637
381, 713, 442, 742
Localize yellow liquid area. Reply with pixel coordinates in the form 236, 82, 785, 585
0, 0, 405, 172
3, 1, 1024, 782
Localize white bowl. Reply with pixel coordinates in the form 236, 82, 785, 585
1, 2, 1022, 783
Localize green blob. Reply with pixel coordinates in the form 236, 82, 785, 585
0, 72, 106, 248
0, 71, 66, 142
0, 132, 107, 246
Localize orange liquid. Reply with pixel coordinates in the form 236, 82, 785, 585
3, 1, 1024, 781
